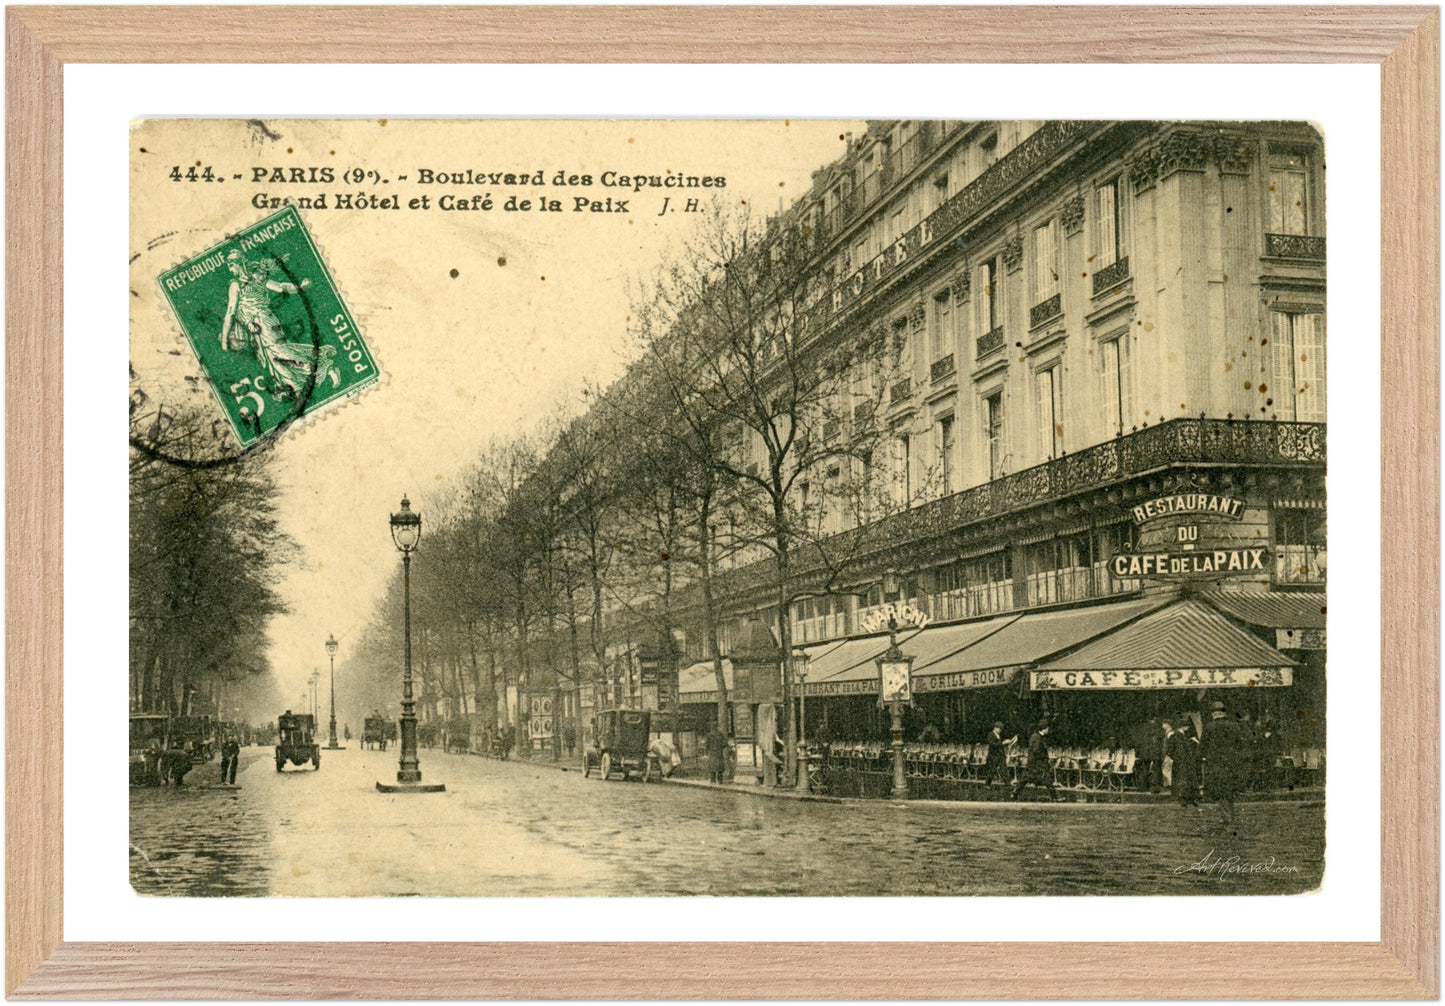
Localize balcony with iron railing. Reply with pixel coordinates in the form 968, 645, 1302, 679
1029, 293, 1062, 330
1091, 256, 1130, 297
709, 418, 1325, 601
930, 354, 956, 383
976, 326, 1005, 359
1264, 234, 1326, 260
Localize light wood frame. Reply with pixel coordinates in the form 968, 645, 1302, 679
6, 6, 1437, 998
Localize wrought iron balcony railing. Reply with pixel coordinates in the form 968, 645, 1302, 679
1092, 256, 1130, 296
1029, 293, 1062, 329
930, 354, 956, 383
890, 378, 912, 405
709, 418, 1325, 601
977, 326, 1005, 359
1265, 233, 1326, 260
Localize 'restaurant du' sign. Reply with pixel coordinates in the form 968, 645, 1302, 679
1113, 491, 1262, 580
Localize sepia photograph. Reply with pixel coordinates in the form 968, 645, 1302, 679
128, 116, 1327, 899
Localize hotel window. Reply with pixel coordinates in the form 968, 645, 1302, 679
1274, 510, 1326, 584
931, 289, 954, 364
1095, 178, 1125, 268
1032, 220, 1060, 302
1101, 334, 1134, 436
1268, 147, 1312, 236
891, 432, 912, 507
824, 465, 844, 533
1035, 364, 1063, 460
984, 392, 1005, 479
935, 414, 956, 496
1271, 311, 1326, 422
979, 257, 1000, 333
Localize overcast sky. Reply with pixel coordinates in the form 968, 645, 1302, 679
132, 118, 863, 711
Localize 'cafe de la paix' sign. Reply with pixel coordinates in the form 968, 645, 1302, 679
1112, 491, 1268, 580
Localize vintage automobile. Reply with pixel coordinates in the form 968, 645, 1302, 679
275, 710, 321, 771
584, 709, 654, 781
361, 715, 394, 750
129, 713, 195, 786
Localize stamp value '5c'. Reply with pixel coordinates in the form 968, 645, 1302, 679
157, 207, 379, 448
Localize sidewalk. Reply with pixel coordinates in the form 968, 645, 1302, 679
491, 750, 1322, 808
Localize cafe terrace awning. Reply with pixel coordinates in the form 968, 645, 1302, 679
799, 614, 1020, 698
916, 596, 1171, 687
1201, 590, 1326, 629
1030, 598, 1297, 691
1200, 589, 1327, 650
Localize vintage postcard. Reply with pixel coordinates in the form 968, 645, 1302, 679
129, 118, 1325, 897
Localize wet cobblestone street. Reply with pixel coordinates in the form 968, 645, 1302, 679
131, 746, 1324, 897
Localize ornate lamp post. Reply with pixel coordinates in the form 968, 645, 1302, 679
325, 633, 343, 749
377, 495, 445, 793
875, 614, 915, 801
794, 651, 811, 793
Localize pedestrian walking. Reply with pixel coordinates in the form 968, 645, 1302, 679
984, 721, 1016, 788
1166, 720, 1201, 806
1009, 719, 1061, 802
706, 725, 727, 784
1201, 701, 1254, 827
563, 722, 577, 757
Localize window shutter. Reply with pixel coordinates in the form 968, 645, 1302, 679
1096, 184, 1117, 267
1271, 313, 1296, 421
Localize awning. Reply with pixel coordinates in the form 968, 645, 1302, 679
678, 659, 733, 703
924, 596, 1171, 681
1031, 599, 1297, 691
796, 636, 901, 698
1202, 590, 1326, 630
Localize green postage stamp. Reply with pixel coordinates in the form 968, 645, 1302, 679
157, 207, 379, 448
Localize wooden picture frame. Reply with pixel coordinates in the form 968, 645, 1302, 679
7, 6, 1437, 998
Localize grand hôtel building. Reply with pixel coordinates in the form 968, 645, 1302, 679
591, 120, 1326, 770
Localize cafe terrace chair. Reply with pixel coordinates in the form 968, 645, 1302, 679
1107, 749, 1136, 793
1081, 747, 1113, 791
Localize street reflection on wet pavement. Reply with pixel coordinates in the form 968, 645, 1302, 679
131, 747, 1324, 897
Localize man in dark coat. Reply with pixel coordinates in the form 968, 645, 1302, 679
1128, 718, 1168, 792
1166, 721, 1201, 806
984, 721, 1016, 788
1202, 702, 1254, 826
1009, 719, 1061, 801
706, 725, 728, 784
220, 735, 241, 785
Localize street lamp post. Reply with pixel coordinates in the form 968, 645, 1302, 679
875, 614, 914, 801
308, 670, 320, 722
377, 495, 445, 794
794, 653, 811, 794
325, 633, 343, 749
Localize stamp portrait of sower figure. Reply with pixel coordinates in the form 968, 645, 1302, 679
218, 249, 339, 404
156, 206, 379, 449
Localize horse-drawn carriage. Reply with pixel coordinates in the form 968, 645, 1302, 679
443, 718, 471, 753
361, 715, 396, 750
275, 710, 321, 771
